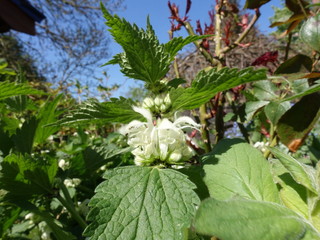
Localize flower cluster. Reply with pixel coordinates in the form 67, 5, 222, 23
120, 106, 199, 166
142, 93, 171, 114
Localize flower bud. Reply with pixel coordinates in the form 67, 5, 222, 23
154, 96, 162, 107
142, 97, 154, 109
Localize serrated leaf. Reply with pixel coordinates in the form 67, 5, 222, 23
164, 35, 212, 58
269, 147, 318, 194
170, 67, 267, 111
0, 154, 57, 200
194, 198, 319, 240
0, 81, 45, 101
102, 5, 210, 85
52, 98, 143, 127
101, 5, 169, 83
202, 139, 280, 203
265, 101, 291, 125
12, 117, 38, 154
277, 93, 320, 152
84, 166, 200, 240
34, 95, 64, 145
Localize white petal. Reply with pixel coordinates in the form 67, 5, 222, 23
173, 116, 200, 130
132, 106, 153, 123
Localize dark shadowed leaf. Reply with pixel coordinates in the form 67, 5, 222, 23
275, 54, 312, 74
244, 0, 270, 9
277, 93, 320, 152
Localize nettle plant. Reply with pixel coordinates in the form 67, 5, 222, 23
0, 0, 320, 240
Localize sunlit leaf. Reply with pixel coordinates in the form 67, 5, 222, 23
202, 139, 280, 203
84, 166, 199, 240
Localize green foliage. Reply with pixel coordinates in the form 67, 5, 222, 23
300, 14, 320, 52
270, 147, 318, 194
84, 166, 200, 240
0, 154, 57, 200
0, 81, 45, 101
101, 4, 209, 92
194, 198, 319, 240
52, 97, 144, 126
202, 139, 280, 203
170, 67, 267, 111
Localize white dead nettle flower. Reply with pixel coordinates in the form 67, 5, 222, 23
119, 107, 200, 166
253, 141, 269, 153
63, 178, 81, 188
38, 221, 52, 240
58, 159, 70, 171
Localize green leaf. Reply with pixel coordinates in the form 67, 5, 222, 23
252, 80, 278, 101
300, 14, 320, 52
10, 200, 76, 240
244, 0, 270, 9
34, 95, 64, 145
101, 6, 169, 83
279, 184, 309, 219
12, 117, 38, 154
102, 4, 210, 85
0, 81, 45, 101
202, 139, 280, 203
245, 100, 269, 121
0, 154, 57, 200
177, 166, 210, 200
170, 67, 267, 111
265, 101, 291, 125
275, 54, 313, 74
52, 98, 144, 127
194, 198, 319, 240
84, 166, 200, 240
167, 78, 187, 89
277, 93, 320, 152
164, 35, 212, 58
270, 147, 318, 194
269, 147, 318, 194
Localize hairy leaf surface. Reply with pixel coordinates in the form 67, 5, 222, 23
194, 198, 319, 240
202, 139, 280, 203
84, 166, 200, 240
269, 147, 318, 194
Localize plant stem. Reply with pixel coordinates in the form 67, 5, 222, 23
183, 21, 220, 66
264, 124, 278, 159
57, 182, 87, 229
284, 33, 292, 61
220, 9, 261, 55
200, 104, 212, 152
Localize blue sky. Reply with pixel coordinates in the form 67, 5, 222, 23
105, 0, 283, 97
